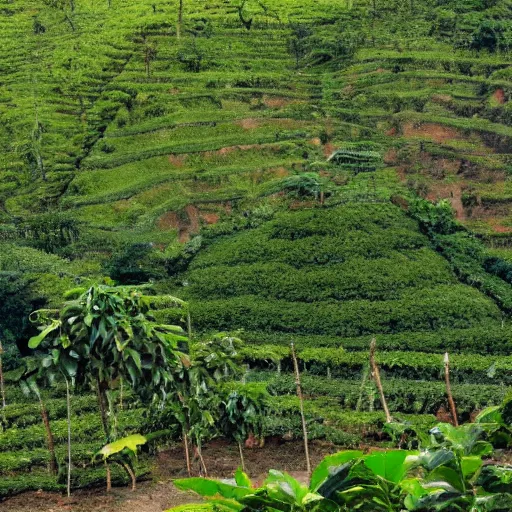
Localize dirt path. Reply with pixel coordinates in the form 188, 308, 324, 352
1, 440, 334, 512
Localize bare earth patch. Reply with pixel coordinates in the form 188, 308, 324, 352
0, 440, 335, 512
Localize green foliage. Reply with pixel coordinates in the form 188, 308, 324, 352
28, 283, 189, 446
171, 425, 512, 511
107, 243, 168, 284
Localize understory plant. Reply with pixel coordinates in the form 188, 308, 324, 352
170, 421, 512, 512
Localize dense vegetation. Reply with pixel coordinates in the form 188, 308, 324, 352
2, 0, 512, 507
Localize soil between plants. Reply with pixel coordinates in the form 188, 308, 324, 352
0, 439, 336, 512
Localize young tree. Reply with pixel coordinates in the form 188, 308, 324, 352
18, 359, 58, 475
219, 387, 268, 471
29, 285, 189, 441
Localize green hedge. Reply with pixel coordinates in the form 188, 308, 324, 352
190, 285, 500, 337
241, 346, 512, 385
189, 229, 428, 270
258, 372, 507, 416
0, 409, 144, 452
186, 249, 454, 302
240, 325, 512, 355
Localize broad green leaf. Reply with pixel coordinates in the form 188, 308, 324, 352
310, 450, 363, 491
461, 456, 482, 480
424, 466, 464, 493
234, 468, 252, 488
364, 450, 412, 484
174, 478, 252, 501
97, 434, 147, 460
28, 320, 61, 349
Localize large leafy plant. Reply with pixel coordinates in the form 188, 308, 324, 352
28, 284, 188, 439
170, 427, 512, 512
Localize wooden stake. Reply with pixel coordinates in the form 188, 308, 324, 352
105, 460, 111, 492
369, 338, 392, 423
290, 342, 311, 475
183, 429, 192, 476
356, 365, 369, 412
65, 378, 72, 497
0, 339, 6, 408
187, 311, 192, 340
444, 353, 459, 427
238, 441, 246, 472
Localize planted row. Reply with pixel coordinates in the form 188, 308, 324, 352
240, 324, 512, 355
186, 249, 454, 302
190, 285, 500, 337
241, 346, 512, 385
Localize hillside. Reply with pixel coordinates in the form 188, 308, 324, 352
2, 0, 512, 502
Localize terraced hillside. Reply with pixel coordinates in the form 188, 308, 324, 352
2, 0, 512, 501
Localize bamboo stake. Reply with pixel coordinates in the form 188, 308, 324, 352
444, 353, 459, 427
183, 429, 192, 476
105, 460, 111, 492
356, 365, 369, 412
0, 339, 6, 408
187, 311, 192, 340
290, 342, 311, 475
369, 338, 392, 423
65, 378, 72, 498
238, 441, 246, 472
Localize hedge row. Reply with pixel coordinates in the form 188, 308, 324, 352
240, 324, 512, 355
266, 204, 421, 240
258, 372, 507, 416
186, 249, 454, 302
264, 394, 437, 441
190, 285, 500, 337
0, 409, 144, 452
189, 229, 428, 270
0, 462, 150, 498
241, 346, 512, 385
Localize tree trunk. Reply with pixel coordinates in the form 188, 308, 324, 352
119, 377, 123, 411
187, 311, 192, 340
291, 342, 311, 476
183, 428, 192, 476
356, 366, 369, 412
444, 353, 459, 426
121, 461, 136, 491
65, 378, 72, 497
177, 0, 183, 39
238, 441, 245, 472
40, 397, 58, 474
369, 338, 392, 423
0, 340, 6, 408
105, 460, 112, 492
196, 443, 208, 477
96, 380, 110, 441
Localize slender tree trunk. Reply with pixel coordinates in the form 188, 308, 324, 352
444, 353, 459, 426
187, 311, 192, 340
119, 377, 124, 411
39, 397, 58, 474
105, 460, 112, 492
196, 443, 208, 477
291, 342, 311, 476
238, 441, 245, 472
96, 380, 110, 441
356, 366, 369, 412
121, 461, 136, 490
183, 428, 192, 476
177, 0, 183, 39
369, 339, 392, 423
0, 340, 6, 408
65, 378, 72, 497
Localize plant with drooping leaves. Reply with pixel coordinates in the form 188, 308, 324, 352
218, 385, 269, 471
93, 434, 147, 491
28, 284, 189, 441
